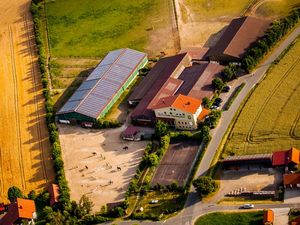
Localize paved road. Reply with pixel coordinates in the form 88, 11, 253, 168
104, 25, 300, 225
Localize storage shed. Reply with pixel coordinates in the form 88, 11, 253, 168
56, 48, 147, 123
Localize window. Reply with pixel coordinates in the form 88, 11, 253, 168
170, 112, 172, 115
164, 112, 166, 114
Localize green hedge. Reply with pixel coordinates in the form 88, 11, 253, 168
31, 1, 71, 209
242, 8, 300, 72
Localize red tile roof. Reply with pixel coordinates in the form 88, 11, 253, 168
272, 147, 300, 166
197, 108, 210, 121
283, 173, 300, 186
0, 198, 36, 225
263, 210, 274, 223
206, 16, 271, 60
48, 184, 60, 206
291, 216, 300, 225
153, 94, 201, 114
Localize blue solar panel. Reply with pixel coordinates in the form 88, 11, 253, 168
58, 48, 147, 118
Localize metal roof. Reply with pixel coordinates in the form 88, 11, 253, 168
57, 48, 147, 119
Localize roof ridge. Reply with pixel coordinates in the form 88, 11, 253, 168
74, 49, 127, 113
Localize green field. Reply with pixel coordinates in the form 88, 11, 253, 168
256, 0, 300, 18
223, 38, 300, 157
194, 211, 264, 225
185, 0, 254, 19
45, 0, 170, 57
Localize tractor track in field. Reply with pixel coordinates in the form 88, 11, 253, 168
23, 14, 48, 181
8, 24, 26, 190
244, 54, 300, 148
290, 109, 300, 140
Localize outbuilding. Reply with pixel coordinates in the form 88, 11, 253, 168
56, 48, 147, 124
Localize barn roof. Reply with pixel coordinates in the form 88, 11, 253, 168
206, 16, 271, 59
283, 173, 300, 186
263, 210, 274, 223
128, 53, 189, 102
272, 147, 300, 166
48, 184, 60, 206
176, 62, 224, 100
57, 48, 147, 119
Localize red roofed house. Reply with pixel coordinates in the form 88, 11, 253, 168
272, 147, 300, 167
283, 173, 300, 189
48, 183, 60, 206
263, 209, 274, 225
0, 198, 36, 225
153, 94, 208, 130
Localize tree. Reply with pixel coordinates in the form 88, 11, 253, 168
202, 97, 210, 108
143, 153, 159, 167
155, 120, 168, 137
192, 176, 218, 197
8, 186, 23, 202
212, 78, 224, 91
78, 195, 94, 217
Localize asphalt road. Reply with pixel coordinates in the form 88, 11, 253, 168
104, 25, 300, 225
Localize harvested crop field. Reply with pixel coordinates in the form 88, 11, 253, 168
151, 141, 199, 186
224, 38, 300, 156
0, 0, 54, 202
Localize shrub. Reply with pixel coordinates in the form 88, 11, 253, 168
7, 186, 23, 202
212, 78, 224, 91
192, 176, 218, 197
155, 120, 169, 137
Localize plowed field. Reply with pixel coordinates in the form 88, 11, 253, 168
0, 0, 54, 202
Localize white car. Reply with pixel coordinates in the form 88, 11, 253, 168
150, 199, 158, 204
241, 204, 254, 209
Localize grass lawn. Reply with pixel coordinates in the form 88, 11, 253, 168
45, 0, 169, 57
223, 38, 300, 157
133, 191, 185, 220
184, 0, 254, 19
256, 0, 300, 18
195, 211, 264, 225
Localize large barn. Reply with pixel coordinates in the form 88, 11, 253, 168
206, 16, 271, 62
56, 48, 147, 123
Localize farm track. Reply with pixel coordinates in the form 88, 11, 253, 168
23, 14, 48, 181
244, 54, 300, 146
8, 24, 26, 190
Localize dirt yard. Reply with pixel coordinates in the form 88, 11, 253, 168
209, 168, 282, 203
151, 141, 200, 186
175, 0, 230, 49
0, 0, 54, 202
58, 125, 148, 211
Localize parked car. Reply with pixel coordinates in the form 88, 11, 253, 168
222, 85, 231, 92
214, 97, 223, 103
210, 105, 218, 110
241, 204, 254, 209
150, 199, 158, 204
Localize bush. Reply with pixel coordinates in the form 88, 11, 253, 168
212, 78, 224, 91
192, 176, 218, 197
155, 120, 169, 137
7, 186, 23, 202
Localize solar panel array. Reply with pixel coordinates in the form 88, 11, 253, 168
58, 48, 147, 119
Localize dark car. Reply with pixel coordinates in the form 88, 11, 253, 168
222, 85, 231, 92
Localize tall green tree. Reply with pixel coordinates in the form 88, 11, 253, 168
155, 120, 169, 137
8, 186, 23, 202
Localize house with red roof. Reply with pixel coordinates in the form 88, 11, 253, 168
272, 147, 300, 167
0, 198, 36, 225
153, 94, 209, 130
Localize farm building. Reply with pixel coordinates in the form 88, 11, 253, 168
130, 53, 223, 128
153, 94, 209, 130
48, 183, 60, 206
272, 147, 300, 167
0, 198, 36, 225
56, 48, 147, 123
222, 154, 272, 169
283, 173, 300, 189
206, 16, 271, 62
263, 210, 274, 225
